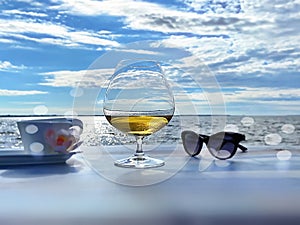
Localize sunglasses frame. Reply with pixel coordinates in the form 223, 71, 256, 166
181, 131, 248, 160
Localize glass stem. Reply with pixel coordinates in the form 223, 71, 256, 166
135, 136, 144, 158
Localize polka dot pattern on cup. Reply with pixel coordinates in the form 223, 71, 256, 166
25, 124, 38, 134
29, 142, 44, 153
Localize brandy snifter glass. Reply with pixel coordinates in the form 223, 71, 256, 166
103, 60, 175, 169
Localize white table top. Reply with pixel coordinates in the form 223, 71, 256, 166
0, 145, 300, 224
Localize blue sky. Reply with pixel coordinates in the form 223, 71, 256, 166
0, 0, 299, 115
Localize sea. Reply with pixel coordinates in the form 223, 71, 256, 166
0, 115, 299, 150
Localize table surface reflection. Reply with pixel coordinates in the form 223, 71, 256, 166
0, 145, 300, 224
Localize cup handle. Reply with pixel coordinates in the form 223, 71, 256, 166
64, 118, 83, 140
66, 118, 83, 130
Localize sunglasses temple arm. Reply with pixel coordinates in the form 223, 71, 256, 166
238, 144, 248, 152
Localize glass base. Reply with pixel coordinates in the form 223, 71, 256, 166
114, 154, 165, 169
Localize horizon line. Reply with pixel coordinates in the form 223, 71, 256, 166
0, 114, 300, 117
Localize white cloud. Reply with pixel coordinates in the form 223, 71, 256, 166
39, 68, 114, 87
50, 0, 241, 35
172, 86, 300, 107
2, 9, 48, 17
9, 0, 44, 7
162, 35, 231, 63
1, 0, 299, 115
158, 0, 300, 77
172, 86, 300, 114
68, 31, 119, 47
6, 0, 295, 82
171, 85, 300, 111
0, 38, 15, 44
183, 0, 242, 14
4, 0, 298, 70
117, 48, 164, 56
50, 0, 166, 17
0, 19, 66, 36
0, 89, 48, 96
223, 87, 300, 102
10, 101, 45, 105
0, 18, 120, 48
0, 61, 26, 71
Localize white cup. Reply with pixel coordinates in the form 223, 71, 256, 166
17, 118, 83, 155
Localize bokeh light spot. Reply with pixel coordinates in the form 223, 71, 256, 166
241, 117, 254, 126
264, 133, 282, 145
276, 150, 292, 161
64, 111, 78, 117
33, 105, 48, 115
281, 124, 295, 134
215, 160, 230, 167
70, 88, 84, 97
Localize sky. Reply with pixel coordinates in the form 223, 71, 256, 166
0, 0, 299, 115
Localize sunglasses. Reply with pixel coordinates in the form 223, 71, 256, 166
181, 131, 248, 160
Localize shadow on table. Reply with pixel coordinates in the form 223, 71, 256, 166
0, 157, 84, 179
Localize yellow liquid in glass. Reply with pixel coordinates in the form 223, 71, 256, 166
106, 115, 172, 136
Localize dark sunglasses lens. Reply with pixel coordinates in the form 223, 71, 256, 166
182, 132, 202, 156
207, 139, 236, 159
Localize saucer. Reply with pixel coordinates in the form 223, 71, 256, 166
0, 149, 80, 166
